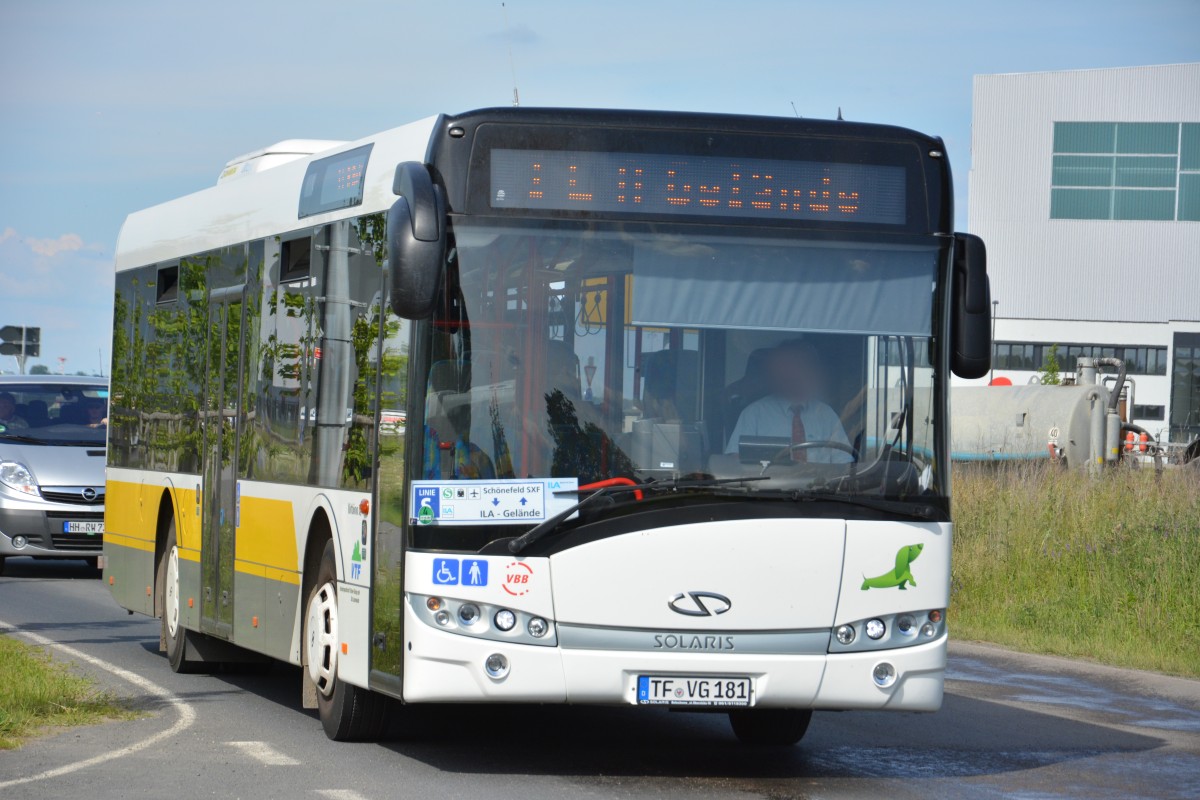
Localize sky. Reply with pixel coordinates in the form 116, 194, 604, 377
1, 0, 1197, 376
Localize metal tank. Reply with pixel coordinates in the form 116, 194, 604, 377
951, 357, 1169, 472
951, 383, 1108, 469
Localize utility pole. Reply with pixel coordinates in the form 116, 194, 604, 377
990, 300, 999, 384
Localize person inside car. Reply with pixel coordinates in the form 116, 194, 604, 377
0, 392, 29, 430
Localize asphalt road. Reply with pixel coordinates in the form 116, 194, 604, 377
1, 557, 1198, 800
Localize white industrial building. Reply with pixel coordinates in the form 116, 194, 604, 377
966, 63, 1200, 444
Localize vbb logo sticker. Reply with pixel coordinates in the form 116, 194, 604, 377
502, 561, 533, 596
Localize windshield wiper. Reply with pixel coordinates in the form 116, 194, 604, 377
0, 433, 46, 445
507, 476, 771, 554
775, 489, 938, 520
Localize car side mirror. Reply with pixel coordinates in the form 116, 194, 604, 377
387, 162, 446, 319
950, 233, 991, 379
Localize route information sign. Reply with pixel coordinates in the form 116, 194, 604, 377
410, 478, 580, 526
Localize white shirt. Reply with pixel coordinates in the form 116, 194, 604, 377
724, 395, 853, 463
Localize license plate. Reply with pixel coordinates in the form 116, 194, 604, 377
63, 521, 104, 535
637, 675, 752, 707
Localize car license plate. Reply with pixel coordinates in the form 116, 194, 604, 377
637, 675, 752, 707
63, 521, 104, 535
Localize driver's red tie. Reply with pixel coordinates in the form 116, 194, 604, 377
791, 405, 806, 463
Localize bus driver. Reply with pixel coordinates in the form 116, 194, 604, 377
724, 340, 853, 463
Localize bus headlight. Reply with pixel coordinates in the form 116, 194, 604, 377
412, 595, 557, 646
527, 616, 549, 638
458, 603, 481, 626
829, 609, 945, 653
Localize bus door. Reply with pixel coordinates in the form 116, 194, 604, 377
200, 285, 248, 638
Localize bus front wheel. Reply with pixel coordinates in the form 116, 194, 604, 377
159, 520, 200, 673
728, 708, 813, 746
305, 539, 387, 741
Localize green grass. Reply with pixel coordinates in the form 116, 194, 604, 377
952, 463, 1200, 677
0, 634, 137, 749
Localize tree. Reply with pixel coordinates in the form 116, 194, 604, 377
29, 364, 50, 375
1039, 343, 1062, 385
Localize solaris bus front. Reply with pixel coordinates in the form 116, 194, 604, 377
368, 109, 991, 746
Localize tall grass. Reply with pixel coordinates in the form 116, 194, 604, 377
0, 635, 135, 749
952, 462, 1200, 677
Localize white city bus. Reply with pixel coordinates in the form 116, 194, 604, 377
104, 107, 990, 744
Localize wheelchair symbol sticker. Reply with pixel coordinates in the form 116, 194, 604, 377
433, 559, 459, 585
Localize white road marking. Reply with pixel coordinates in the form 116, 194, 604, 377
227, 740, 302, 766
0, 620, 197, 790
314, 790, 372, 800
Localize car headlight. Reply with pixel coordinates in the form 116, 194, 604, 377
0, 461, 39, 496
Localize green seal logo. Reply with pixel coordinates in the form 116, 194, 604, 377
861, 543, 923, 590
418, 505, 435, 525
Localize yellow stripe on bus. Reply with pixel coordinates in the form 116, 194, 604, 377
236, 495, 299, 575
104, 479, 156, 544
105, 478, 202, 552
103, 531, 156, 553
173, 485, 202, 552
234, 560, 301, 585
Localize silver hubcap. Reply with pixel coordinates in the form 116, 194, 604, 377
166, 546, 181, 638
306, 581, 338, 697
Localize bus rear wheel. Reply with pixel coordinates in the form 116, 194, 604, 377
305, 539, 387, 741
728, 708, 813, 746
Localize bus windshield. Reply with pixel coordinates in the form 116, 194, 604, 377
419, 217, 945, 499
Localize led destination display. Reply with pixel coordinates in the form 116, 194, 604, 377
490, 148, 906, 224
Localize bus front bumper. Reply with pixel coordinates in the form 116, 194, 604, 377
400, 603, 946, 711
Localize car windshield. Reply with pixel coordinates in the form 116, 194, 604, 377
0, 382, 109, 446
419, 218, 945, 499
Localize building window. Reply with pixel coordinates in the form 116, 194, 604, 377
992, 341, 1167, 376
1171, 333, 1200, 440
1050, 122, 1200, 221
1131, 404, 1165, 421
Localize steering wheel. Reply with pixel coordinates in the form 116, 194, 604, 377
769, 441, 860, 465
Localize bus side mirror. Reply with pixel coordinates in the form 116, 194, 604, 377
950, 233, 991, 379
387, 162, 446, 320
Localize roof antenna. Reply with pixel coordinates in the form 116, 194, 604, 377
837, 106, 844, 121
502, 3, 520, 106
790, 101, 800, 118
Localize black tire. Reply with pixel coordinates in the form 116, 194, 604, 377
0, 556, 6, 577
728, 709, 813, 746
305, 539, 387, 741
158, 519, 200, 673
